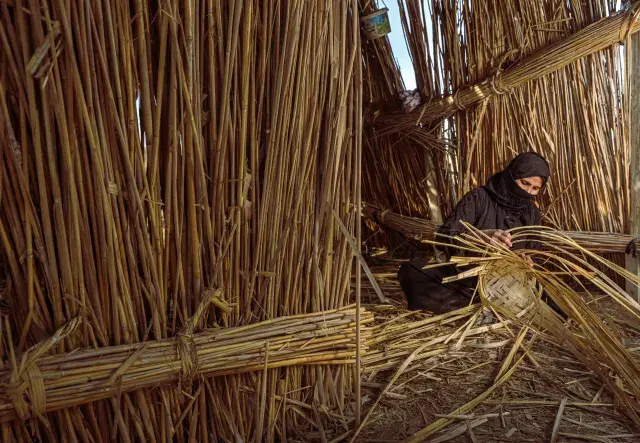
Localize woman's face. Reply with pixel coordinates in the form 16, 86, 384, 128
515, 176, 544, 196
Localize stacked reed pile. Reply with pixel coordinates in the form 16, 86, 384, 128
393, 0, 632, 235
0, 0, 363, 440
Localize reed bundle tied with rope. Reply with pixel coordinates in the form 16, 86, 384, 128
363, 203, 640, 255
1, 303, 373, 424
374, 2, 640, 133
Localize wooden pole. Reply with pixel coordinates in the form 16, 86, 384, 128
354, 0, 362, 425
627, 32, 640, 300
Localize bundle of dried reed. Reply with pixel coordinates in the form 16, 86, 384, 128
362, 203, 440, 244
376, 2, 640, 134
0, 305, 373, 424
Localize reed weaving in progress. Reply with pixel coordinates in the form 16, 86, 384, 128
398, 152, 550, 314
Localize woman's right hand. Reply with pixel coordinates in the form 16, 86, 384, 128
485, 229, 512, 248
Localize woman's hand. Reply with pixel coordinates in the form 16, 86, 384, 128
485, 229, 512, 248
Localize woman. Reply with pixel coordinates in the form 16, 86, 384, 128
398, 152, 550, 313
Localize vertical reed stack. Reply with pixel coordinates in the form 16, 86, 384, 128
0, 0, 362, 440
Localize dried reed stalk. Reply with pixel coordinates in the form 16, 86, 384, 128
428, 223, 640, 423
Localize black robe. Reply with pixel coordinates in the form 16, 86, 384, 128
437, 186, 542, 256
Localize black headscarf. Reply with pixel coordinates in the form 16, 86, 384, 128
483, 152, 550, 211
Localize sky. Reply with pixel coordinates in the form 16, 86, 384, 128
383, 1, 417, 90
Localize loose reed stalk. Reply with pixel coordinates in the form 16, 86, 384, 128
425, 222, 640, 424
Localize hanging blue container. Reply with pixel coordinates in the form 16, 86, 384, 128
360, 8, 391, 40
